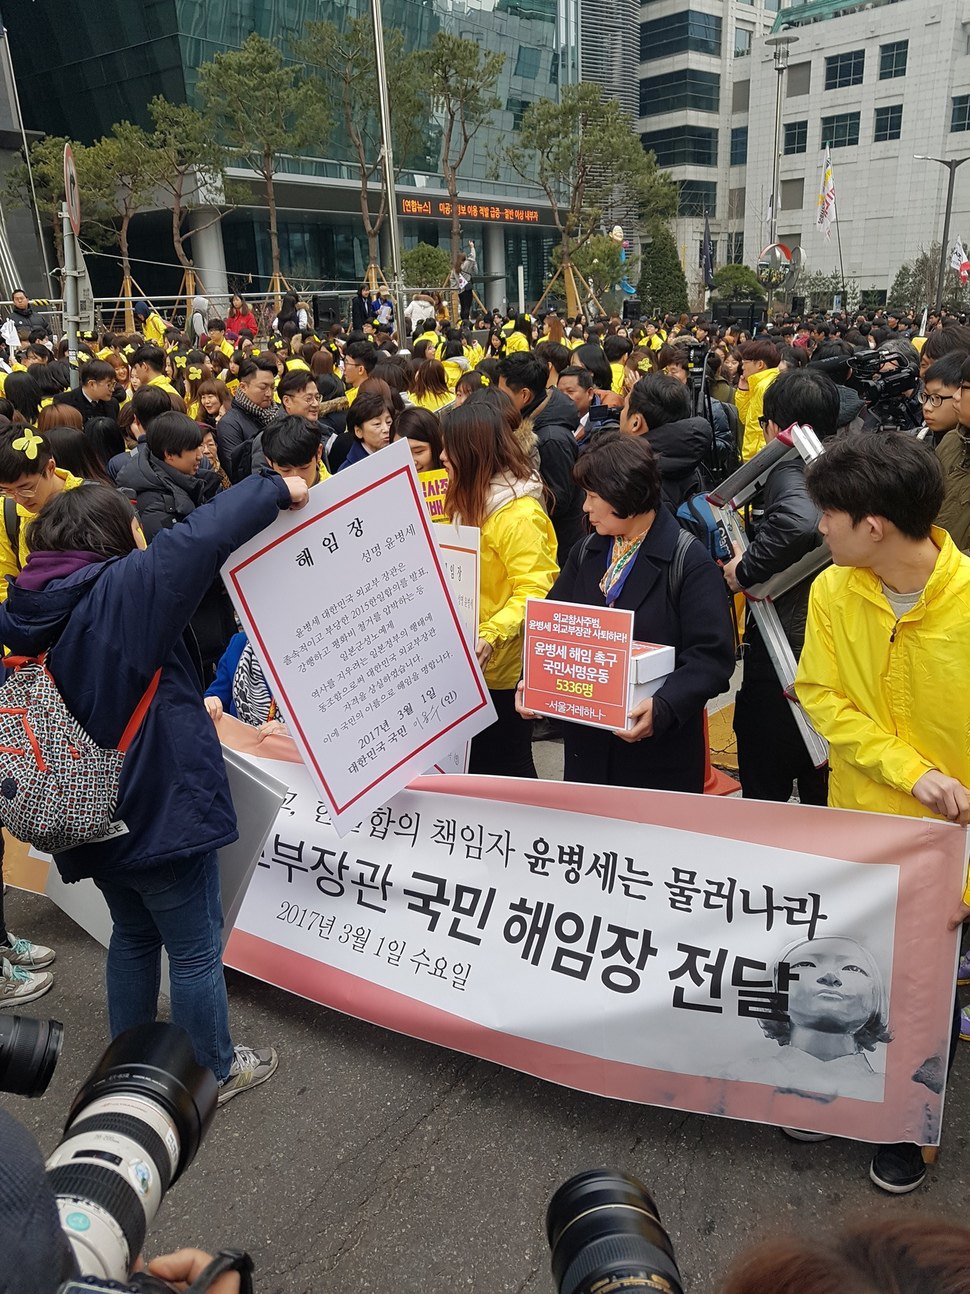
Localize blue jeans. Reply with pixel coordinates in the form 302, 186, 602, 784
93, 850, 234, 1082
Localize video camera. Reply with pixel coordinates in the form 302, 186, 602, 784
813, 345, 921, 431
0, 1014, 249, 1293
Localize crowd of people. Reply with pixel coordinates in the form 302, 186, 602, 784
0, 283, 969, 1205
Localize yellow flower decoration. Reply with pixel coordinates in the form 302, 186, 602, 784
187, 366, 203, 381
13, 429, 44, 461
174, 354, 187, 370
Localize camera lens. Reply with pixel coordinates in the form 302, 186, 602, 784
0, 1013, 63, 1096
547, 1169, 683, 1294
47, 1022, 217, 1281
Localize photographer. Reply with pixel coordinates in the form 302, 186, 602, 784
808, 340, 864, 434
723, 369, 840, 807
1, 1108, 242, 1294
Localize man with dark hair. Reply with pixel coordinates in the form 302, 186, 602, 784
207, 318, 234, 361
262, 415, 329, 488
130, 344, 184, 406
534, 341, 571, 383
497, 351, 582, 562
917, 353, 965, 447
23, 343, 49, 368
342, 341, 377, 405
722, 369, 840, 809
602, 333, 633, 394
9, 288, 49, 337
54, 359, 120, 424
795, 431, 970, 1194
809, 339, 864, 433
216, 356, 279, 482
557, 365, 599, 435
117, 411, 233, 675
737, 338, 781, 461
620, 373, 710, 512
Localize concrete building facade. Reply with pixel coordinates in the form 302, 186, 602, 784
743, 0, 970, 307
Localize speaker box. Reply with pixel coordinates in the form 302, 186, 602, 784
790, 295, 806, 316
313, 294, 341, 330
622, 297, 641, 321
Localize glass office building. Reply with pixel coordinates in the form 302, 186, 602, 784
2, 0, 566, 303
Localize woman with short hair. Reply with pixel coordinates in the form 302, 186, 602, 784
517, 431, 734, 792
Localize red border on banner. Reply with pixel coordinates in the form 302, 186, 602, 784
225, 465, 489, 813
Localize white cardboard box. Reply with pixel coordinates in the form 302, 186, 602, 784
628, 641, 675, 716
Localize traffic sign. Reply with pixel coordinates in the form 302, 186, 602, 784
64, 144, 81, 237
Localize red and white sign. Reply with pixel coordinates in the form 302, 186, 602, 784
522, 598, 636, 731
221, 440, 494, 834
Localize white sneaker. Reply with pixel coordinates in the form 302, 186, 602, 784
781, 1126, 832, 1142
217, 1044, 279, 1106
0, 933, 55, 969
0, 957, 54, 1006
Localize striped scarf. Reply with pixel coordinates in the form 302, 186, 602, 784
232, 641, 280, 727
232, 390, 279, 430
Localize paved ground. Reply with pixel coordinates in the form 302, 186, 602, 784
3, 873, 968, 1293
3, 696, 967, 1293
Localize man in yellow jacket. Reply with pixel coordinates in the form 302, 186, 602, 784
736, 338, 780, 461
795, 431, 970, 1196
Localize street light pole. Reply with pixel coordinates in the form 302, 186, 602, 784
765, 34, 798, 249
915, 155, 970, 313
370, 0, 407, 340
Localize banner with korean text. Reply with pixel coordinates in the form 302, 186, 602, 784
221, 720, 964, 1146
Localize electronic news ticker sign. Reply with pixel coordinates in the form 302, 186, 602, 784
399, 197, 542, 225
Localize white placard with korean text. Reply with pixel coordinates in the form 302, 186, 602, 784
221, 440, 494, 834
223, 741, 966, 1146
430, 522, 480, 777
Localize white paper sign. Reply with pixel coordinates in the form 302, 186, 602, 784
221, 440, 495, 834
430, 522, 480, 777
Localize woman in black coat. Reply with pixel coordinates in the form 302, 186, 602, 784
517, 432, 735, 793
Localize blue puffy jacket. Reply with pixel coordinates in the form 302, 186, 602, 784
0, 473, 292, 882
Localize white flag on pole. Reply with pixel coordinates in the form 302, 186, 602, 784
816, 146, 836, 240
951, 240, 970, 284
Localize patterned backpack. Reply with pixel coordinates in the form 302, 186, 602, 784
0, 656, 160, 854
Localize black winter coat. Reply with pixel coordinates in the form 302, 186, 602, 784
116, 445, 221, 542
551, 505, 736, 793
735, 457, 822, 682
216, 403, 264, 482
54, 388, 121, 425
530, 387, 583, 564
643, 416, 713, 511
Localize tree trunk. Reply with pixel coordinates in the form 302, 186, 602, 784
360, 183, 379, 285
119, 214, 132, 289
264, 149, 281, 299
172, 200, 193, 273
445, 161, 461, 319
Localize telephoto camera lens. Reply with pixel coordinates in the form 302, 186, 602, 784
46, 1022, 218, 1281
0, 1012, 63, 1096
547, 1169, 684, 1294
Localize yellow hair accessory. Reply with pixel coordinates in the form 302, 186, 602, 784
188, 366, 203, 381
174, 354, 187, 369
12, 429, 44, 461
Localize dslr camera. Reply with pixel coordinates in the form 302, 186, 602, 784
1, 1013, 247, 1293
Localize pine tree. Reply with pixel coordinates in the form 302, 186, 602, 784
638, 222, 689, 315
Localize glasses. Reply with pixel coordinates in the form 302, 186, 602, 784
917, 392, 951, 409
1, 482, 39, 501
298, 391, 321, 403
758, 415, 771, 430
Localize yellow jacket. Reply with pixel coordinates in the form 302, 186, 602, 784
146, 373, 181, 400
141, 312, 167, 347
504, 331, 530, 355
453, 479, 558, 690
795, 527, 970, 902
409, 388, 454, 414
609, 361, 625, 395
0, 469, 85, 603
736, 366, 779, 462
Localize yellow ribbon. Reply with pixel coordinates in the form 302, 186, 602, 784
12, 429, 44, 461
188, 366, 203, 381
